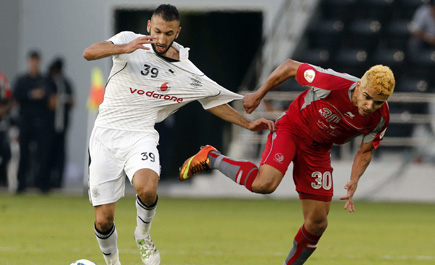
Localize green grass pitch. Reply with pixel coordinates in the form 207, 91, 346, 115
1, 194, 434, 265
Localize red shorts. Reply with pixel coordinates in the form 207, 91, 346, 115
260, 113, 334, 200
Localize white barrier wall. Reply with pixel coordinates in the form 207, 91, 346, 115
159, 160, 435, 203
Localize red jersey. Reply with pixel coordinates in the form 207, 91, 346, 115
286, 63, 389, 148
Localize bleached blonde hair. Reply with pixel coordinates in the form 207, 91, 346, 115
361, 65, 395, 97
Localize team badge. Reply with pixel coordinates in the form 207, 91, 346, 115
304, 69, 315, 83
274, 153, 285, 164
190, 77, 202, 88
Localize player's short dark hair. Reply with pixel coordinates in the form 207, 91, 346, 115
152, 4, 179, 22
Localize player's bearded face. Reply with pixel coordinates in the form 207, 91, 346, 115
148, 15, 181, 55
353, 83, 388, 116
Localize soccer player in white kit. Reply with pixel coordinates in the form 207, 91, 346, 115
83, 4, 275, 265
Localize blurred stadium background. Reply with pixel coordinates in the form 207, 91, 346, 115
1, 0, 435, 264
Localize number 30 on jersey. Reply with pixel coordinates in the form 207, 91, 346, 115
311, 171, 332, 190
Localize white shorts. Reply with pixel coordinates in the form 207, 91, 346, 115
88, 127, 161, 206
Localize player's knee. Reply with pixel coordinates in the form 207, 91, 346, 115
136, 186, 157, 205
95, 216, 114, 233
305, 218, 328, 236
252, 178, 278, 194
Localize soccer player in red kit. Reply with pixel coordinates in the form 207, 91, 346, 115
179, 59, 395, 264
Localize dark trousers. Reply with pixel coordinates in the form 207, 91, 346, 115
49, 131, 66, 188
17, 120, 53, 192
0, 130, 11, 186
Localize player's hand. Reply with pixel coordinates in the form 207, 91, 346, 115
243, 92, 262, 114
340, 180, 358, 212
124, 36, 156, 53
247, 118, 276, 132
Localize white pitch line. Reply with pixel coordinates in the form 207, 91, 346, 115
381, 255, 435, 261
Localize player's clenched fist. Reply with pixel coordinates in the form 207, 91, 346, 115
243, 92, 262, 114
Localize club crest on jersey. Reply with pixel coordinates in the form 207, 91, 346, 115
304, 69, 315, 83
274, 153, 285, 164
160, 82, 169, 91
190, 77, 202, 88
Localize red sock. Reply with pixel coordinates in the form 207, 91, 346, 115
284, 225, 321, 264
209, 151, 258, 191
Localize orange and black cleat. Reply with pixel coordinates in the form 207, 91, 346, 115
179, 145, 217, 181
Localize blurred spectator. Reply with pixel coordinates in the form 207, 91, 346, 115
0, 72, 13, 187
46, 57, 74, 189
13, 50, 53, 193
408, 0, 435, 54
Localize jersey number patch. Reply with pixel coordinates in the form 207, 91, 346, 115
141, 152, 156, 162
311, 171, 332, 190
141, 64, 159, 78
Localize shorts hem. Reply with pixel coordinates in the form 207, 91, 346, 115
298, 192, 332, 202
91, 195, 124, 207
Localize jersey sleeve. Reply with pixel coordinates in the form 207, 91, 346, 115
362, 104, 390, 149
107, 31, 139, 45
296, 63, 359, 90
198, 76, 243, 110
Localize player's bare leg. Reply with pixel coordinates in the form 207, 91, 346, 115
132, 169, 160, 265
284, 199, 330, 264
94, 203, 121, 265
250, 164, 284, 194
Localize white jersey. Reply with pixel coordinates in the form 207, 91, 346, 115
94, 31, 243, 133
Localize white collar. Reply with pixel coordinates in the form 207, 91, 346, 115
171, 42, 190, 60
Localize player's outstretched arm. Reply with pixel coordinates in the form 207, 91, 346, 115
207, 104, 275, 132
340, 140, 375, 212
243, 59, 302, 114
83, 36, 156, 61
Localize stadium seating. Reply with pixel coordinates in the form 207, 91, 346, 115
332, 48, 369, 77
371, 47, 406, 77
306, 19, 344, 52
383, 20, 411, 50
344, 19, 383, 54
294, 48, 331, 68
394, 0, 427, 19
353, 0, 395, 23
321, 0, 357, 23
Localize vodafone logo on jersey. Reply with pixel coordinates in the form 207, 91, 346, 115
129, 87, 184, 103
304, 69, 315, 83
160, 82, 169, 91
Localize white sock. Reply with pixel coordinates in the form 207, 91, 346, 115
135, 195, 157, 236
94, 223, 121, 265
